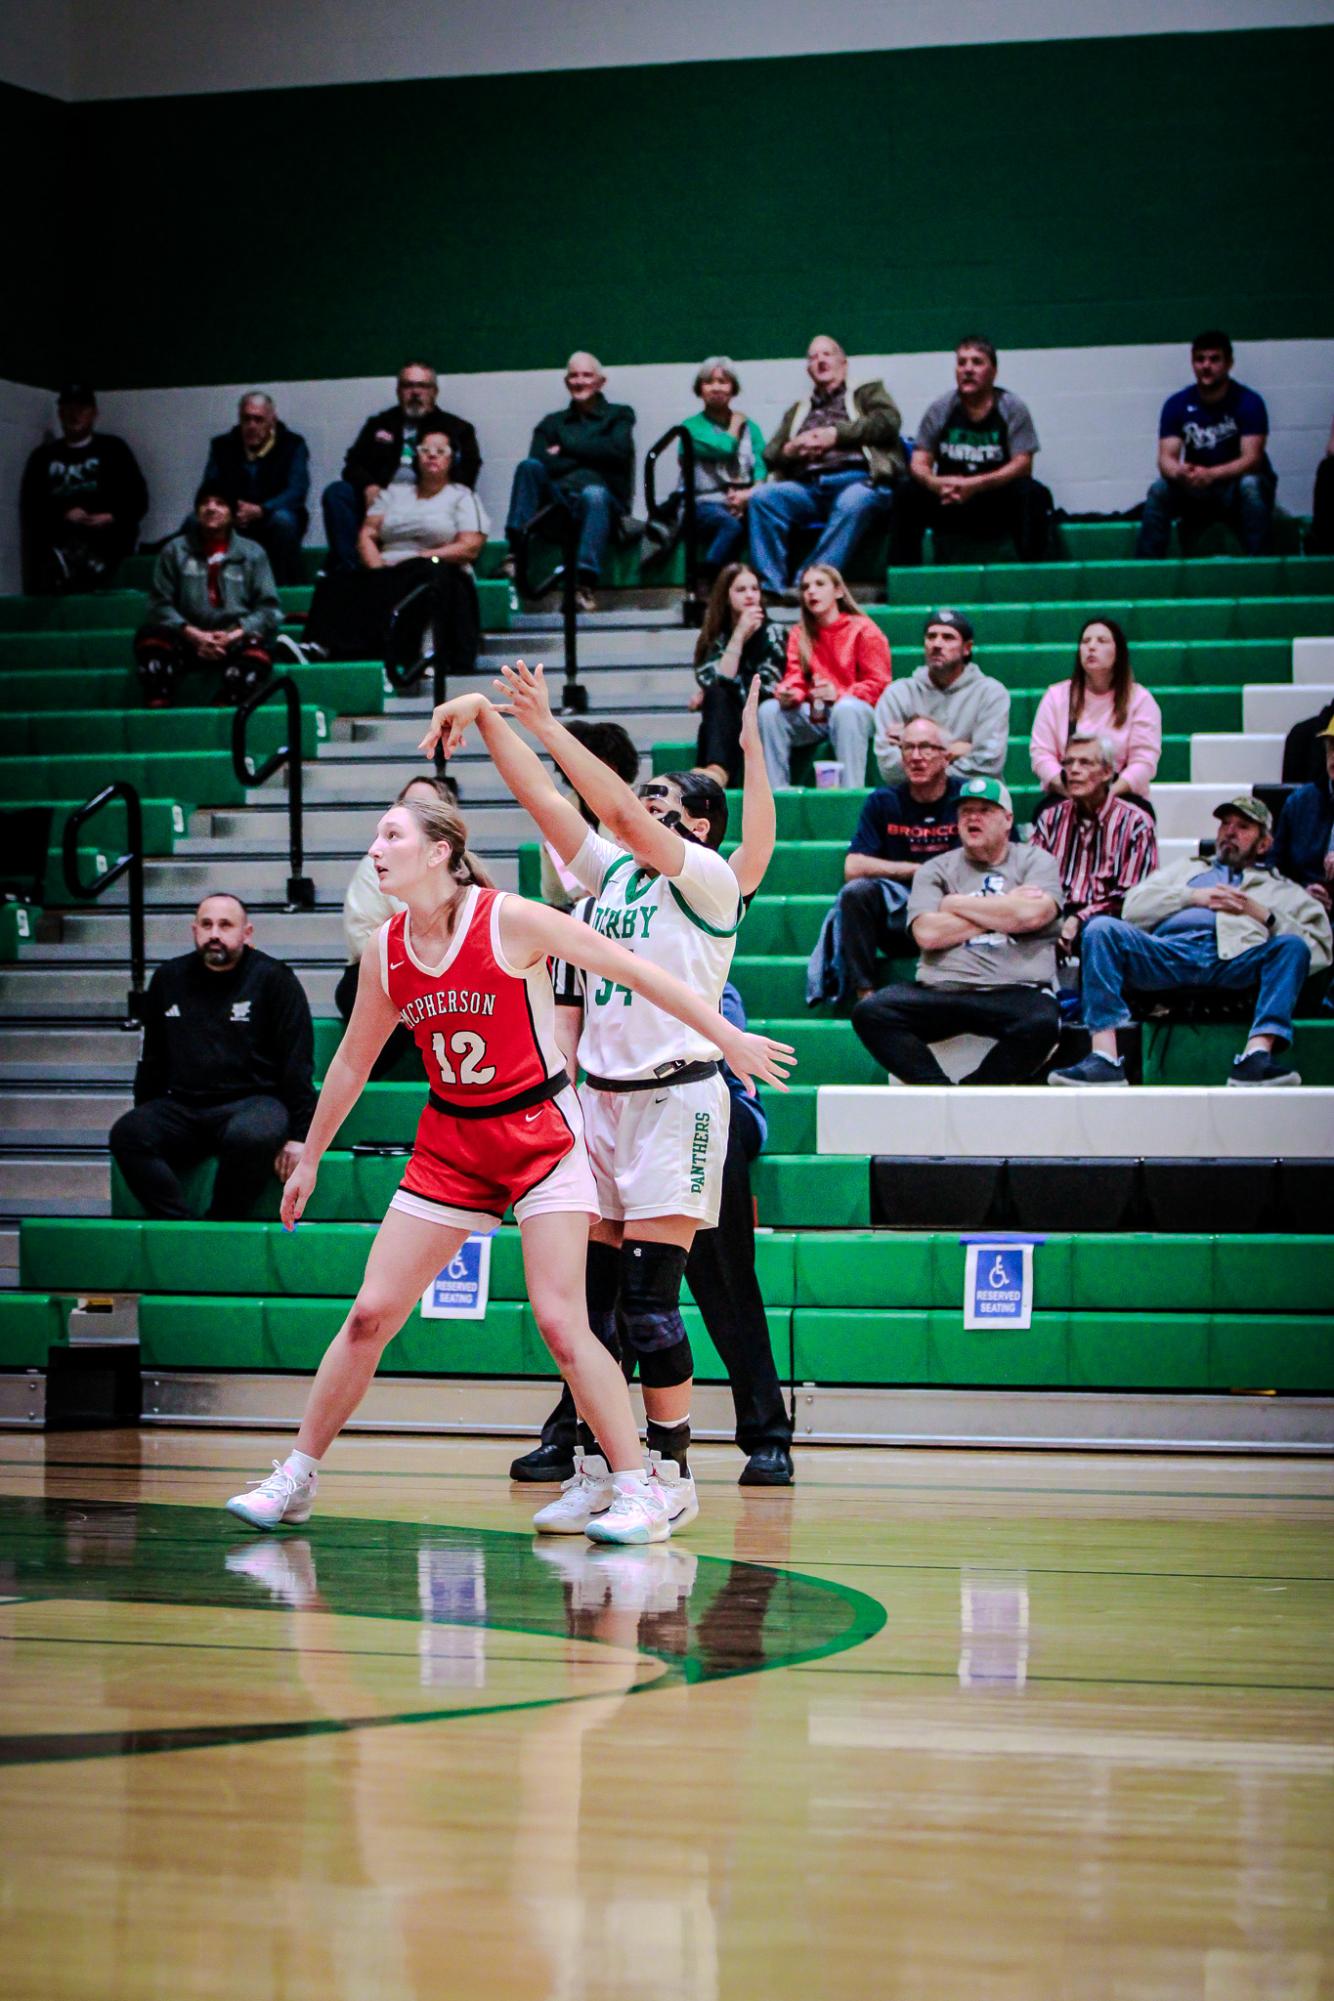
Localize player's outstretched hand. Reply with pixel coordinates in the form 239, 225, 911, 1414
738, 674, 763, 758
719, 1027, 797, 1096
280, 1155, 319, 1231
419, 691, 492, 760
493, 658, 554, 733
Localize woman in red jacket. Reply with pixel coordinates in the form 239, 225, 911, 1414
757, 564, 892, 787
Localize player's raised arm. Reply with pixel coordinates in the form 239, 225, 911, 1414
496, 659, 691, 881
418, 687, 590, 866
501, 895, 796, 1095
728, 677, 777, 899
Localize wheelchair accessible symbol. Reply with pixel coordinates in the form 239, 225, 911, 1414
421, 1233, 493, 1320
961, 1240, 1036, 1331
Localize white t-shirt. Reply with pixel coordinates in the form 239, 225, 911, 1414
557, 830, 742, 1081
370, 482, 491, 568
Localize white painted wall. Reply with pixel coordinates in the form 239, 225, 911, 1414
0, 0, 71, 98
46, 338, 1329, 565
15, 0, 1332, 101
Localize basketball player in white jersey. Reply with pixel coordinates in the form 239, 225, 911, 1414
421, 665, 777, 1537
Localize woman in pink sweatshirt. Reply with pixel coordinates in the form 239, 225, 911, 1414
1030, 616, 1162, 810
759, 565, 892, 787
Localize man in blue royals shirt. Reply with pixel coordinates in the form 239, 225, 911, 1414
1136, 331, 1275, 557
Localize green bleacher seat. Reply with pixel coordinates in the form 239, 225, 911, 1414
0, 661, 384, 715
0, 1293, 66, 1367
0, 750, 244, 806
4, 705, 329, 759
0, 901, 40, 961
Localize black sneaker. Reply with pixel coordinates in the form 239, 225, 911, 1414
509, 1440, 576, 1484
1227, 1050, 1302, 1088
1047, 1051, 1128, 1087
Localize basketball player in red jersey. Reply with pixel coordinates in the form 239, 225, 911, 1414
227, 788, 793, 1544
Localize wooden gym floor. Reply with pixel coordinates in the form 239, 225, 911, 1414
1, 1431, 1331, 2000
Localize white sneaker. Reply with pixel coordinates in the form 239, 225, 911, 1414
648, 1453, 699, 1533
226, 1459, 317, 1531
532, 1454, 613, 1535
585, 1471, 671, 1546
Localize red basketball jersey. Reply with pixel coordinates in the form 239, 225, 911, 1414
379, 887, 562, 1109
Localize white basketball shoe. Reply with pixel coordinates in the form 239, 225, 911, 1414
532, 1454, 614, 1535
648, 1453, 699, 1533
226, 1459, 318, 1531
584, 1470, 672, 1545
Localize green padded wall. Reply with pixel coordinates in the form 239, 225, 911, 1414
7, 27, 1330, 389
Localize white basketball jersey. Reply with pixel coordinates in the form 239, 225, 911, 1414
560, 830, 742, 1081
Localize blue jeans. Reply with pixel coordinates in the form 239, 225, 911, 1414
321, 478, 365, 573
506, 458, 620, 582
1135, 471, 1276, 558
694, 494, 748, 571
1079, 916, 1311, 1044
746, 469, 895, 590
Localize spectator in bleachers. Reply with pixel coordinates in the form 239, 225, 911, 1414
851, 775, 1062, 1084
1135, 332, 1275, 558
746, 336, 903, 594
1282, 696, 1334, 786
1050, 796, 1331, 1088
833, 718, 963, 1003
19, 384, 147, 593
133, 483, 280, 707
873, 609, 1010, 786
758, 565, 890, 788
109, 893, 315, 1219
336, 776, 484, 1075
297, 425, 488, 680
201, 392, 309, 585
322, 362, 480, 574
1029, 617, 1163, 811
1272, 720, 1334, 914
1031, 735, 1158, 969
691, 563, 786, 787
646, 358, 765, 581
1310, 415, 1334, 555
505, 352, 635, 612
891, 339, 1050, 565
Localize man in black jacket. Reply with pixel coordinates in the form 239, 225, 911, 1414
20, 384, 148, 592
109, 895, 316, 1219
201, 393, 310, 583
321, 362, 481, 572
505, 352, 635, 610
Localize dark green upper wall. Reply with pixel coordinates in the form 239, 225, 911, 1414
2, 82, 74, 386
12, 26, 1332, 390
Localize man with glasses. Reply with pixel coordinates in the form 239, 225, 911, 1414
321, 362, 481, 573
834, 716, 963, 1002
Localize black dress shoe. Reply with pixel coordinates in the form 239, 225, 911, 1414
509, 1440, 577, 1483
738, 1444, 794, 1487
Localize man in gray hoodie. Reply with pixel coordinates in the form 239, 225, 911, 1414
873, 609, 1011, 786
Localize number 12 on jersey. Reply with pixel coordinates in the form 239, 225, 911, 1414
431, 1030, 496, 1087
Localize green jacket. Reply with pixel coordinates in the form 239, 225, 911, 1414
529, 394, 635, 510
146, 523, 281, 642
762, 379, 904, 486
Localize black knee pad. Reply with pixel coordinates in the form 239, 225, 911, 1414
585, 1238, 621, 1356
620, 1240, 693, 1387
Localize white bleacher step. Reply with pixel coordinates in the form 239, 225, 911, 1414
0, 964, 342, 1019
1189, 735, 1283, 784
0, 1028, 140, 1084
1244, 683, 1334, 733
0, 1155, 110, 1217
815, 1084, 1334, 1160
1293, 638, 1334, 685
1117, 784, 1268, 842
190, 803, 535, 848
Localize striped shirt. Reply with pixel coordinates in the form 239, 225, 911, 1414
1031, 795, 1158, 926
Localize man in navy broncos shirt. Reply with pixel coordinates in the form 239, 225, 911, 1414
836, 715, 963, 1001
1136, 331, 1276, 557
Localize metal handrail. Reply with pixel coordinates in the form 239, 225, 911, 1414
512, 503, 585, 714
231, 674, 315, 909
383, 581, 450, 772
62, 780, 146, 1024
643, 423, 702, 626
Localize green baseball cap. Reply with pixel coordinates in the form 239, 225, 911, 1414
1213, 794, 1272, 832
957, 775, 1013, 813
